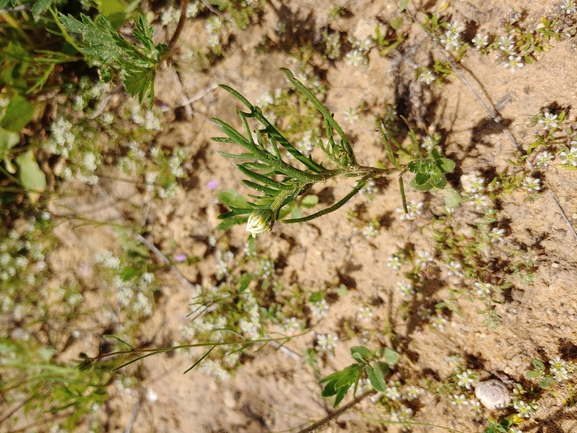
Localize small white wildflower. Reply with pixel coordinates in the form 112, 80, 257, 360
283, 317, 300, 332
146, 388, 158, 403
421, 135, 436, 151
404, 385, 422, 400
385, 383, 401, 401
498, 35, 515, 50
346, 49, 363, 67
416, 251, 434, 268
461, 174, 485, 193
474, 282, 493, 296
523, 176, 541, 192
343, 107, 359, 123
315, 334, 339, 353
418, 69, 435, 85
397, 280, 415, 298
431, 313, 447, 332
417, 305, 432, 319
561, 0, 577, 14
451, 393, 468, 407
513, 400, 537, 418
362, 221, 380, 239
469, 193, 490, 210
534, 151, 554, 169
549, 356, 571, 381
472, 33, 489, 49
440, 32, 462, 51
538, 112, 560, 130
358, 306, 373, 321
387, 253, 405, 270
559, 145, 577, 166
456, 370, 478, 389
311, 299, 329, 317
446, 260, 463, 278
504, 55, 524, 72
489, 227, 505, 243
396, 200, 424, 221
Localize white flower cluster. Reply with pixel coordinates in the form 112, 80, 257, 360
440, 21, 464, 51
346, 36, 372, 67
396, 200, 424, 221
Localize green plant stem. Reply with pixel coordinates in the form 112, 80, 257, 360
296, 390, 376, 433
49, 7, 83, 54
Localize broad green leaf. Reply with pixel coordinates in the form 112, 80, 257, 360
438, 157, 456, 173
391, 16, 403, 30
15, 150, 46, 203
333, 384, 349, 407
366, 364, 386, 392
540, 377, 555, 388
350, 346, 373, 363
320, 379, 337, 396
301, 194, 319, 208
38, 346, 55, 362
1, 96, 35, 132
0, 127, 20, 157
430, 175, 447, 189
121, 265, 140, 281
308, 291, 324, 303
526, 371, 541, 378
399, 0, 409, 11
444, 186, 462, 208
532, 359, 545, 370
97, 0, 130, 17
384, 348, 400, 366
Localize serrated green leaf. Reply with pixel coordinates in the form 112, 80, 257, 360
122, 61, 157, 105
366, 364, 386, 392
15, 150, 46, 203
384, 348, 400, 366
1, 96, 35, 132
31, 0, 52, 19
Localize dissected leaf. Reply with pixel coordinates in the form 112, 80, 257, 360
15, 150, 46, 203
31, 0, 52, 19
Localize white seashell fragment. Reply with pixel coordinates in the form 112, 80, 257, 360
475, 379, 511, 410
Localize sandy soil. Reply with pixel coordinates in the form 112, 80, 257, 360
48, 1, 577, 432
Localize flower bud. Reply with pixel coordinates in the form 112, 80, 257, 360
246, 209, 274, 237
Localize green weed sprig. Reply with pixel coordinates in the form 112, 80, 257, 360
214, 69, 455, 236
